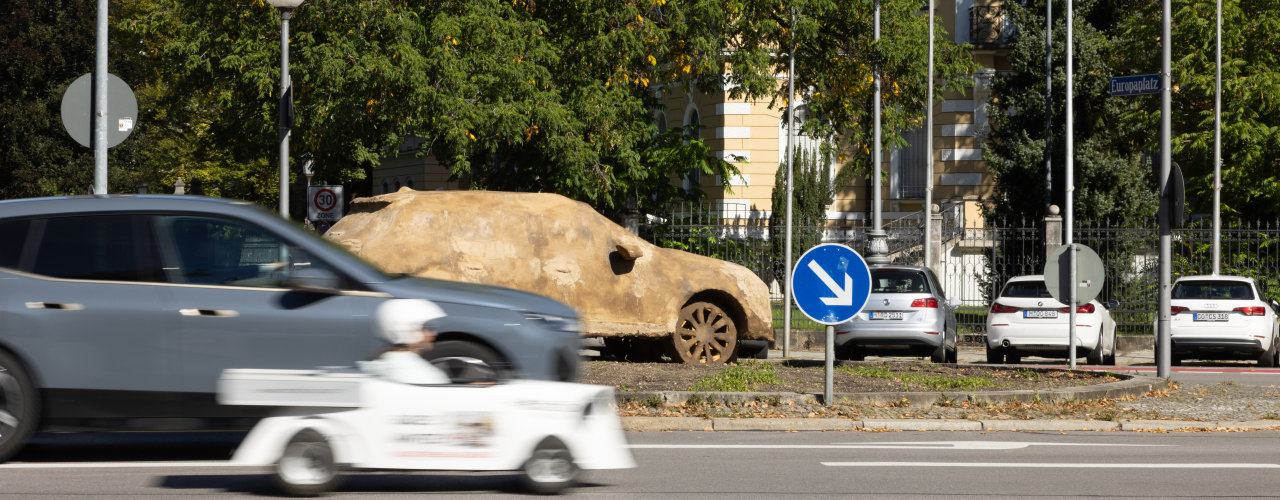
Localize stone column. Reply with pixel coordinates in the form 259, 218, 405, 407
1044, 204, 1062, 262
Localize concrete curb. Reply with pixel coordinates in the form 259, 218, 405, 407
613, 373, 1167, 408
621, 417, 1280, 432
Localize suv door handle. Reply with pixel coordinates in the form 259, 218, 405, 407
25, 302, 84, 310
179, 309, 240, 318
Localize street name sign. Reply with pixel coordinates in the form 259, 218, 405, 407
60, 73, 138, 148
308, 185, 344, 223
1044, 243, 1106, 305
790, 243, 873, 325
1109, 74, 1160, 97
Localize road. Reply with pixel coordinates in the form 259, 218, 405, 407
6, 430, 1280, 498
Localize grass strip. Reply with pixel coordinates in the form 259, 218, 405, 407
690, 362, 780, 392
837, 365, 996, 391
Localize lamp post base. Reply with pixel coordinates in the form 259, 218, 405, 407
865, 229, 890, 264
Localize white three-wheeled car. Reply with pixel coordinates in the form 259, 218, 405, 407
219, 369, 635, 495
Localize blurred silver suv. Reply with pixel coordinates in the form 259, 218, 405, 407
0, 195, 583, 461
833, 266, 960, 363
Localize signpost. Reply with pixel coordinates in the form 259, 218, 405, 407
307, 185, 344, 225
1109, 74, 1161, 97
1044, 244, 1106, 369
61, 73, 138, 148
790, 244, 873, 405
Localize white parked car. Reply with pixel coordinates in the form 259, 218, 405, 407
834, 266, 961, 363
219, 369, 635, 495
985, 275, 1117, 365
1165, 276, 1280, 366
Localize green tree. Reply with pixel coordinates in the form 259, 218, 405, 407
982, 0, 1158, 225
1114, 0, 1280, 219
768, 146, 833, 282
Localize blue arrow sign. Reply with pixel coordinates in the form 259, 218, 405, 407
790, 243, 873, 325
1109, 74, 1161, 97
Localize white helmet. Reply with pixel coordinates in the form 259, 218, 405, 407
376, 299, 446, 345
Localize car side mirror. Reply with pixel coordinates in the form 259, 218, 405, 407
1271, 300, 1279, 311
285, 268, 340, 292
1108, 300, 1120, 310
947, 296, 961, 308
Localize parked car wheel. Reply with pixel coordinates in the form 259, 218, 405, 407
946, 344, 958, 364
426, 340, 509, 382
521, 437, 578, 495
0, 351, 38, 463
930, 342, 947, 364
273, 429, 342, 497
1258, 339, 1277, 367
1104, 333, 1117, 366
669, 302, 738, 365
1087, 332, 1105, 365
985, 344, 1004, 364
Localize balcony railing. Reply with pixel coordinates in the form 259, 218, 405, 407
970, 6, 1014, 49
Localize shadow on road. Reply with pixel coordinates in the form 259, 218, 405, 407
155, 473, 609, 495
13, 432, 246, 462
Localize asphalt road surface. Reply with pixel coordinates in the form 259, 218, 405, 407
6, 430, 1280, 498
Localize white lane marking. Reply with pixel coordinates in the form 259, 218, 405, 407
630, 441, 1169, 451
822, 462, 1280, 468
0, 461, 245, 469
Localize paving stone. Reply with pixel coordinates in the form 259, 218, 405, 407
620, 417, 711, 431
982, 419, 1119, 431
862, 419, 983, 431
712, 418, 860, 431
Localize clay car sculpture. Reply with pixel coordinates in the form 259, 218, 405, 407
325, 190, 773, 364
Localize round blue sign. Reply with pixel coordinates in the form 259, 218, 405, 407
789, 243, 873, 325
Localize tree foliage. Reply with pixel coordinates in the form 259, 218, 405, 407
983, 0, 1158, 224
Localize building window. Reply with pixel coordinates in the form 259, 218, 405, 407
892, 126, 929, 199
683, 108, 701, 190
406, 177, 414, 190
393, 178, 401, 191
657, 111, 668, 134
381, 181, 389, 194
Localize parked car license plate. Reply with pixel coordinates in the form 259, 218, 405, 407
1194, 313, 1229, 322
869, 312, 904, 320
1024, 310, 1058, 319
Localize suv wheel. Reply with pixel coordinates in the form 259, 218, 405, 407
0, 350, 38, 463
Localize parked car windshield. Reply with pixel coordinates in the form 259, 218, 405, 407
870, 270, 930, 293
1000, 281, 1053, 298
1172, 280, 1255, 300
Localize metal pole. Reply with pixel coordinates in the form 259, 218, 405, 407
1043, 0, 1053, 215
824, 324, 834, 406
92, 0, 108, 195
866, 0, 888, 265
783, 9, 796, 358
1212, 0, 1222, 276
278, 10, 292, 219
1066, 0, 1076, 370
923, 0, 935, 268
1156, 0, 1173, 378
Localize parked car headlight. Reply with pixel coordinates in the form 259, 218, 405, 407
525, 313, 581, 333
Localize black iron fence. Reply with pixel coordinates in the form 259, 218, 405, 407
641, 206, 1280, 339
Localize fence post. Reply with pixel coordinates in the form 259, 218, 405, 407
1044, 204, 1062, 262
928, 204, 943, 277
620, 196, 640, 235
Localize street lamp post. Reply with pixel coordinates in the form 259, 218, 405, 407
867, 0, 889, 265
268, 0, 305, 219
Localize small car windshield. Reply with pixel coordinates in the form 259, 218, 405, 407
1172, 281, 1255, 300
1001, 281, 1053, 298
870, 270, 930, 293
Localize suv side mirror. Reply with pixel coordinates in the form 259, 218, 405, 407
1107, 300, 1120, 310
947, 296, 962, 309
285, 267, 340, 292
1271, 300, 1279, 312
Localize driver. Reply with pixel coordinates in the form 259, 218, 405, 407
358, 299, 452, 385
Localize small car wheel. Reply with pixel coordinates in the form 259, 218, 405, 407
521, 437, 578, 495
273, 429, 342, 497
946, 345, 958, 364
669, 302, 738, 365
0, 350, 39, 463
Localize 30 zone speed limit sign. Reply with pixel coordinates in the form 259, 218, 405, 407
307, 185, 344, 222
